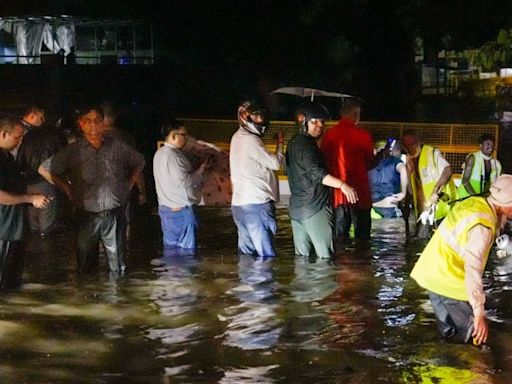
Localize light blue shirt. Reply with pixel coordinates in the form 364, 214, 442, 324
153, 143, 203, 209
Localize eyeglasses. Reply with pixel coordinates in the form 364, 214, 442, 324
81, 117, 104, 125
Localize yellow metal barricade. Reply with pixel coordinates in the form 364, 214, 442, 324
158, 119, 499, 177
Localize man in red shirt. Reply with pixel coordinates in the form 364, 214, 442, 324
320, 98, 374, 242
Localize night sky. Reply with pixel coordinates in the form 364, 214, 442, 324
2, 0, 512, 120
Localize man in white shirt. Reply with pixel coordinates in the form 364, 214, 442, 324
153, 119, 208, 254
229, 100, 284, 257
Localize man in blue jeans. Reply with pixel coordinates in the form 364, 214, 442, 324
229, 100, 284, 257
153, 119, 208, 254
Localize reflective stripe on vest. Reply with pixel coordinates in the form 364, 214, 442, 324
412, 145, 457, 220
410, 197, 496, 301
457, 151, 501, 198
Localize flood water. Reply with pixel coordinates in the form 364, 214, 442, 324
3, 205, 512, 383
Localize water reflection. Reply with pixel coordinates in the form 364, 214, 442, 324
1, 208, 512, 382
221, 255, 282, 351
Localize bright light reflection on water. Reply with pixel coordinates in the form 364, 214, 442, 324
0, 207, 511, 382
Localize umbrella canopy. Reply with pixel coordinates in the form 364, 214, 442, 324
271, 87, 353, 101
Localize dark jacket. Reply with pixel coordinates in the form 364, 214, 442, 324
286, 132, 331, 220
16, 126, 68, 184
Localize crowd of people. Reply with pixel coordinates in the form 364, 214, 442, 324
1, 98, 512, 347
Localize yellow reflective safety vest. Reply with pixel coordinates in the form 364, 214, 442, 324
410, 197, 496, 301
410, 145, 457, 221
457, 151, 502, 199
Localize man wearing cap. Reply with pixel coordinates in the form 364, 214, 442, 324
368, 138, 408, 218
229, 100, 284, 257
286, 102, 357, 258
410, 174, 512, 345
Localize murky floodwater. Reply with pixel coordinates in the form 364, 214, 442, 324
2, 205, 512, 383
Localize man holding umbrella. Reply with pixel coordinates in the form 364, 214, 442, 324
286, 101, 358, 258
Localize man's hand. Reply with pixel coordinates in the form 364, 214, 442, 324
472, 315, 488, 345
341, 183, 358, 204
198, 156, 213, 173
31, 194, 51, 209
276, 130, 285, 154
379, 195, 401, 207
425, 191, 440, 208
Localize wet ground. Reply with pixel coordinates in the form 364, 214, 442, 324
2, 205, 512, 383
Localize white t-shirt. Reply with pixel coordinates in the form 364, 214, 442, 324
229, 127, 283, 206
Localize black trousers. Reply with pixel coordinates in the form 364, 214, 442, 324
76, 207, 127, 275
0, 240, 24, 290
335, 205, 371, 241
428, 291, 474, 344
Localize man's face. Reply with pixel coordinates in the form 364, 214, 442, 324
79, 110, 106, 147
352, 107, 361, 124
25, 110, 45, 128
306, 118, 325, 138
249, 113, 264, 124
480, 139, 495, 157
401, 134, 420, 156
32, 110, 45, 127
1, 123, 25, 151
171, 127, 188, 149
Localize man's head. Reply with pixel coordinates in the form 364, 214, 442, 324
237, 100, 266, 136
296, 101, 329, 138
101, 101, 117, 130
161, 119, 188, 149
22, 105, 45, 128
401, 130, 421, 157
339, 98, 361, 124
479, 134, 496, 158
77, 105, 106, 148
385, 137, 402, 158
0, 117, 25, 151
488, 174, 512, 220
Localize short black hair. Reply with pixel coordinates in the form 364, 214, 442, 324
479, 133, 495, 145
22, 105, 44, 118
401, 129, 421, 140
0, 116, 22, 134
76, 104, 105, 120
340, 97, 361, 116
160, 118, 185, 139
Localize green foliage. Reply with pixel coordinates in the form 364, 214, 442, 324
474, 29, 512, 72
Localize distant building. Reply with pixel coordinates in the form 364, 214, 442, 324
0, 16, 154, 65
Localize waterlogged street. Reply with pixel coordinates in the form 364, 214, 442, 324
1, 206, 512, 383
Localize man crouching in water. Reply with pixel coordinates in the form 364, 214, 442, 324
411, 174, 512, 346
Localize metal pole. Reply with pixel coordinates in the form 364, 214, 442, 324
94, 25, 98, 64
133, 21, 136, 63
150, 24, 154, 64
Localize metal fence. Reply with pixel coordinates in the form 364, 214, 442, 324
163, 118, 499, 176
